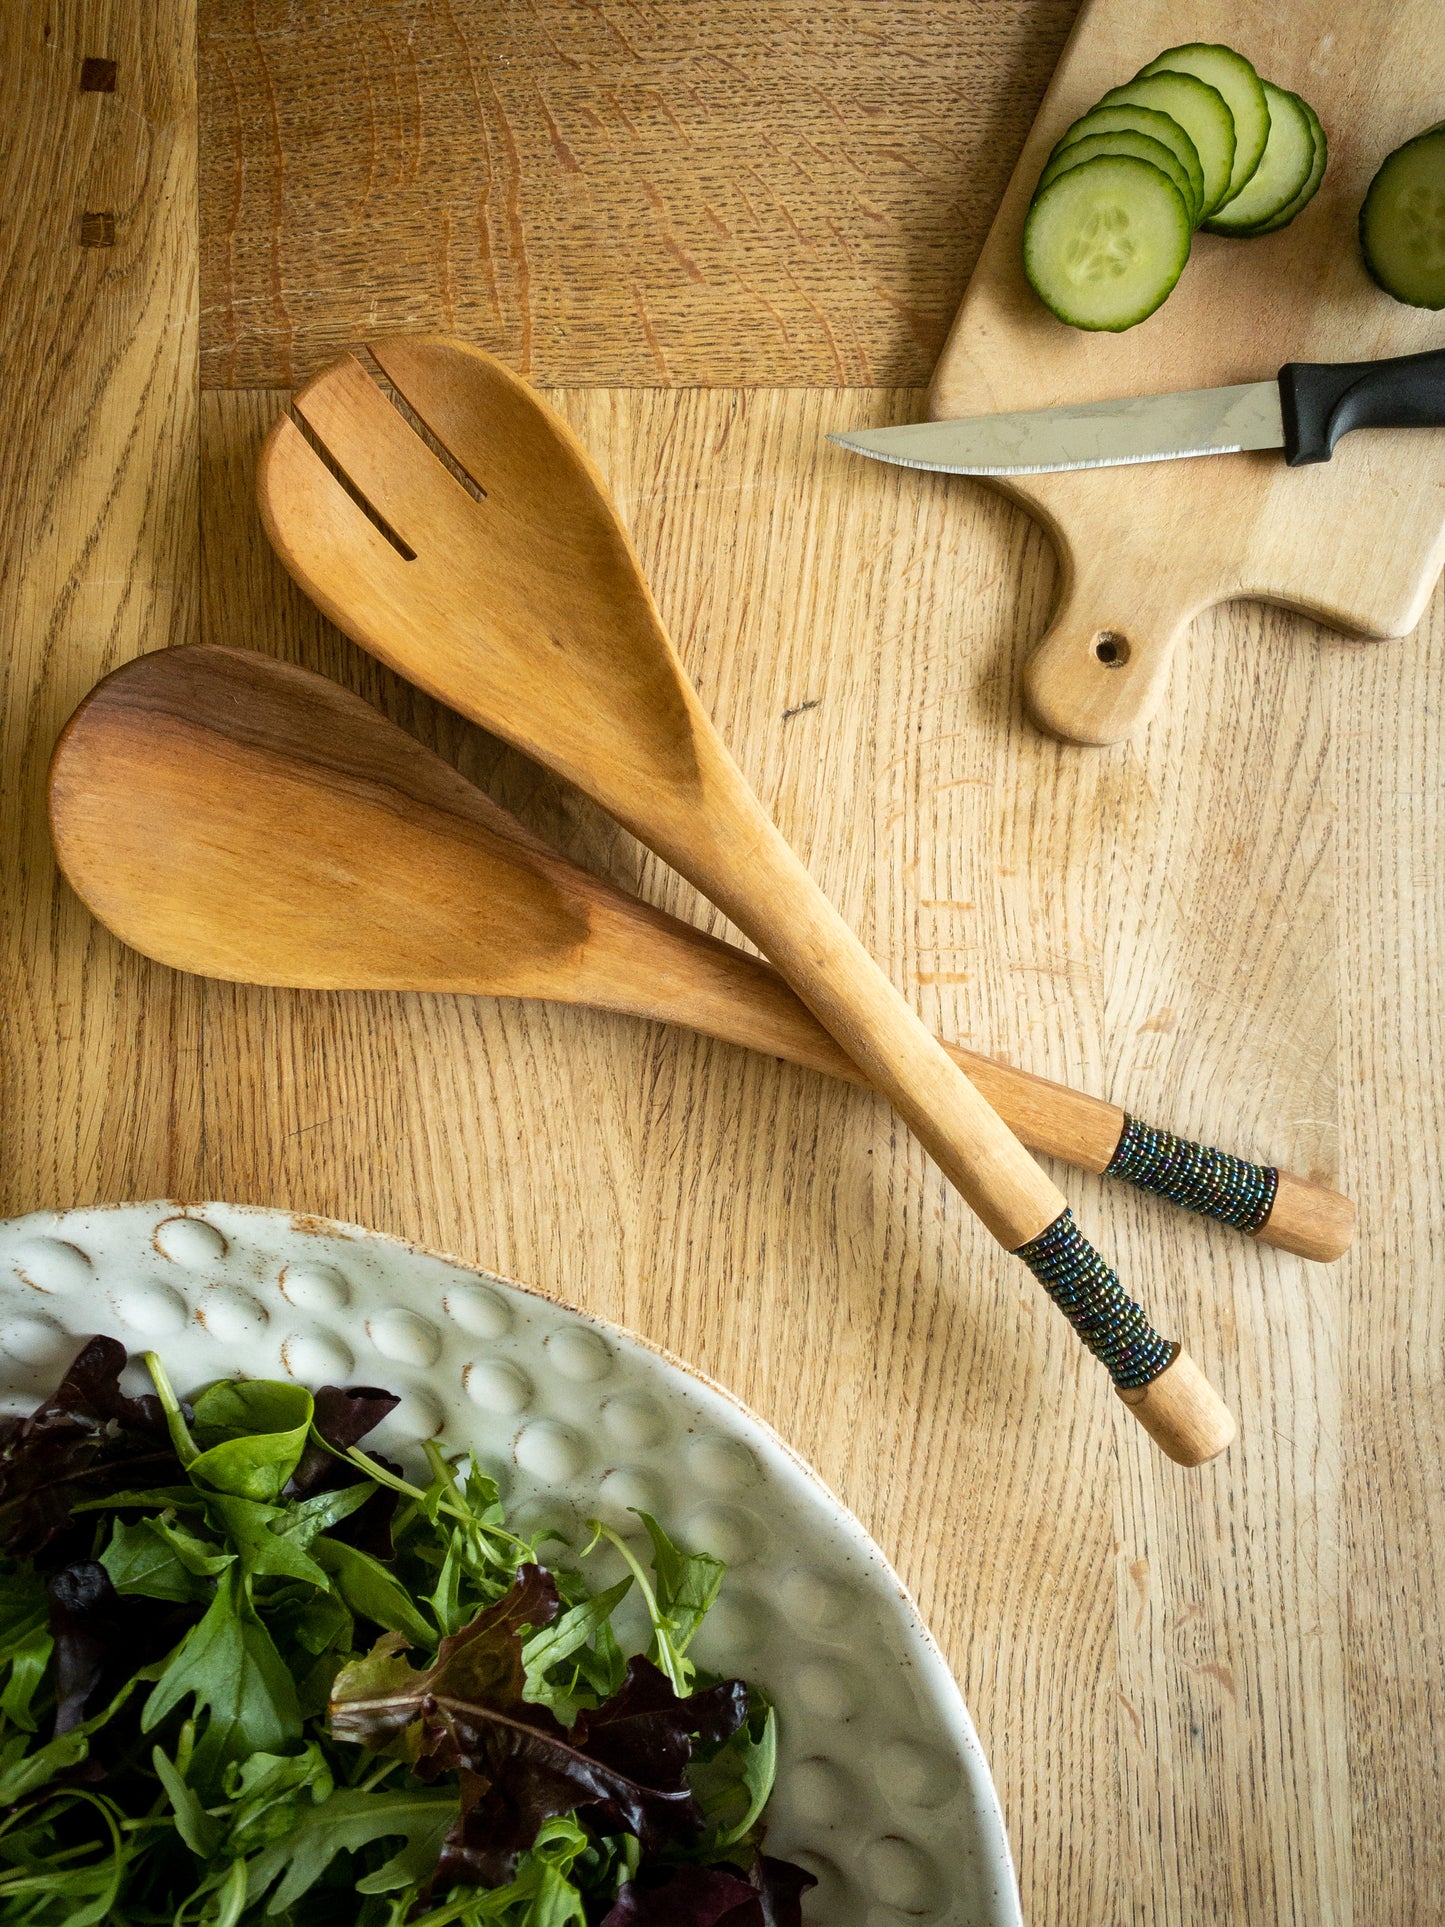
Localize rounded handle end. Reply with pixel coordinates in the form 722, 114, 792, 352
1115, 1350, 1236, 1466
1022, 558, 1202, 746
1255, 1168, 1356, 1263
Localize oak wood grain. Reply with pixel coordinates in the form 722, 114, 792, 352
4, 0, 1443, 1912
0, 0, 199, 1210
1337, 585, 1445, 1923
48, 641, 1352, 1262
930, 0, 1445, 743
179, 381, 1380, 1920
10, 360, 1442, 1921
198, 0, 1080, 390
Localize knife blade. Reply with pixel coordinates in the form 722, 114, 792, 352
828, 346, 1445, 477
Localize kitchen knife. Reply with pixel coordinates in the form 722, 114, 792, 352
829, 345, 1445, 476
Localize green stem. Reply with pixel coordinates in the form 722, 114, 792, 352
143, 1352, 200, 1466
585, 1520, 689, 1693
358, 1756, 401, 1794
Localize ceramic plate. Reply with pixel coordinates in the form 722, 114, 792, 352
0, 1201, 1020, 1927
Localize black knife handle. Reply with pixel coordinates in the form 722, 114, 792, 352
1279, 345, 1445, 465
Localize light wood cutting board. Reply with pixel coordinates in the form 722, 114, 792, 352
930, 0, 1445, 744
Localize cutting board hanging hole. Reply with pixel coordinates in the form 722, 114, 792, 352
1094, 631, 1130, 666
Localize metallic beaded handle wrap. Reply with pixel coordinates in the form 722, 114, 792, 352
1106, 1116, 1278, 1234
1014, 1208, 1177, 1389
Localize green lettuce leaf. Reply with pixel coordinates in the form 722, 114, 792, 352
188, 1382, 314, 1503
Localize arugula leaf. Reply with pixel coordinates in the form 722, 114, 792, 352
412, 1815, 593, 1926
691, 1694, 777, 1850
242, 1786, 458, 1911
151, 1740, 222, 1856
202, 1493, 332, 1587
637, 1513, 725, 1659
263, 1583, 352, 1660
0, 1558, 52, 1730
585, 1517, 722, 1694
207, 1856, 249, 1927
0, 1620, 52, 1732
312, 1535, 436, 1646
262, 1586, 355, 1718
99, 1515, 224, 1602
0, 1788, 130, 1927
0, 1720, 90, 1805
140, 1572, 302, 1791
522, 1578, 633, 1722
0, 1664, 156, 1803
219, 1741, 334, 1856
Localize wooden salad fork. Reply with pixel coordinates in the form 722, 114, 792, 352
50, 645, 1352, 1271
254, 336, 1234, 1464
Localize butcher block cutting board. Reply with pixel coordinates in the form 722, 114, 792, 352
930, 0, 1445, 745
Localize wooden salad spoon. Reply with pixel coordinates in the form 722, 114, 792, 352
254, 336, 1233, 1464
49, 646, 1352, 1270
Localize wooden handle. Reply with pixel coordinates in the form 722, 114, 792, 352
1022, 546, 1211, 747
582, 900, 1353, 1261
1115, 1350, 1237, 1465
678, 760, 1233, 1457
1256, 1168, 1355, 1263
699, 785, 1067, 1251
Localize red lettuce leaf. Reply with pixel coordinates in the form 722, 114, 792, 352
749, 1854, 819, 1926
285, 1384, 400, 1497
46, 1559, 198, 1737
329, 1569, 751, 1889
0, 1337, 182, 1558
600, 1863, 759, 1925
570, 1656, 747, 1788
600, 1854, 816, 1927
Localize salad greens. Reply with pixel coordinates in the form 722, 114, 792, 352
0, 1337, 813, 1925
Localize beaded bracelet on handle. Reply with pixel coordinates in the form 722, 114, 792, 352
1013, 1209, 1176, 1389
1106, 1116, 1278, 1235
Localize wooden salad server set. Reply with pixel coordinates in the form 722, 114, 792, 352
48, 337, 1351, 1467
242, 337, 1237, 1464
49, 644, 1352, 1281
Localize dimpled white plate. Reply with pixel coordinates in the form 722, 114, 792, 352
0, 1201, 1021, 1927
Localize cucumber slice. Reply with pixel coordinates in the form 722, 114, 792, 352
1099, 73, 1236, 216
1136, 43, 1269, 205
1205, 84, 1314, 234
1052, 105, 1205, 225
1360, 122, 1445, 309
1023, 156, 1192, 331
1242, 97, 1327, 235
1039, 130, 1200, 229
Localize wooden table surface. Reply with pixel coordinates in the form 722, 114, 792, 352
4, 4, 1442, 1921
